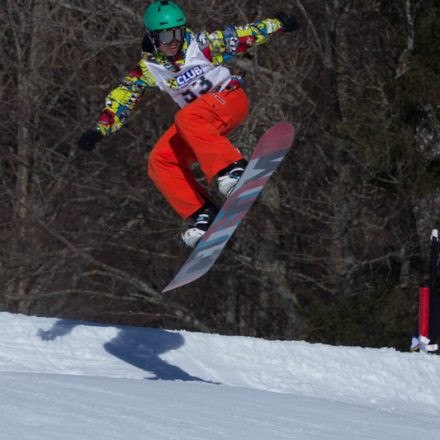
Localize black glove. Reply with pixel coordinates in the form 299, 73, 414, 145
78, 129, 103, 151
275, 12, 299, 32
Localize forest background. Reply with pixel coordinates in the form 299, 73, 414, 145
1, 0, 439, 351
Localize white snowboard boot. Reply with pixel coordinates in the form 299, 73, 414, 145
182, 201, 218, 248
217, 159, 248, 197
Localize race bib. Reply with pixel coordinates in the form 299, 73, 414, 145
145, 38, 232, 108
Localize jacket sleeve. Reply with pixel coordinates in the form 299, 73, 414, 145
96, 58, 158, 136
198, 18, 284, 65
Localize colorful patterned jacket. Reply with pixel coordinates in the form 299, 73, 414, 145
96, 18, 284, 136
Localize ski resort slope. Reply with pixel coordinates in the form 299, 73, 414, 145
0, 312, 439, 440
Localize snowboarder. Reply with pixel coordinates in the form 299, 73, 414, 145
78, 0, 298, 247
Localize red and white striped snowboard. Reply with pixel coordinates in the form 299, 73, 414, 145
162, 122, 295, 293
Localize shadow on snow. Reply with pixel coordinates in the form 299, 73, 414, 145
38, 319, 217, 384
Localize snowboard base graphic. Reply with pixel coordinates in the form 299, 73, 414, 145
162, 122, 295, 293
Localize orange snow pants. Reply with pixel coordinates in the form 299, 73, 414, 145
148, 87, 249, 218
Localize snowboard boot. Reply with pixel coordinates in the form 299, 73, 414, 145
181, 201, 219, 248
217, 159, 248, 197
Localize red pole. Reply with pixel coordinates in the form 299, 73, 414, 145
419, 287, 430, 338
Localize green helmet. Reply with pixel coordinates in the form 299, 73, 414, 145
144, 1, 186, 31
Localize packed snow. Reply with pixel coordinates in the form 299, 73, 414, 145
0, 312, 439, 439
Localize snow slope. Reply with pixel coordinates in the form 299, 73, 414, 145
0, 312, 439, 439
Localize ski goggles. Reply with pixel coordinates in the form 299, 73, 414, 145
153, 27, 185, 45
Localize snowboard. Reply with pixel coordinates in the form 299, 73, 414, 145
162, 122, 295, 293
